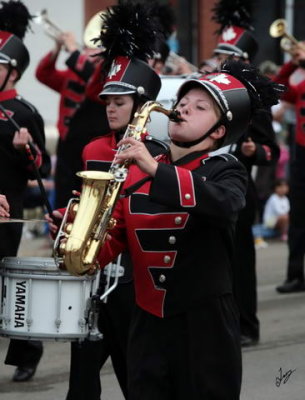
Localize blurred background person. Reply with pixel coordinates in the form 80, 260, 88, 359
35, 19, 102, 209
0, 0, 51, 383
211, 0, 280, 347
262, 178, 290, 241
273, 37, 305, 294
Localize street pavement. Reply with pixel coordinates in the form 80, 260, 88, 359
0, 233, 305, 400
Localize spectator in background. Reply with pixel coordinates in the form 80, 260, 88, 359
263, 178, 290, 241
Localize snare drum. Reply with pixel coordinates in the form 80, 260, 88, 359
0, 257, 97, 341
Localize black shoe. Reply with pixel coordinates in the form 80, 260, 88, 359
241, 335, 259, 347
12, 366, 37, 382
276, 279, 305, 294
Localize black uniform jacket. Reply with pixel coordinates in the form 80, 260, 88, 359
98, 151, 248, 318
0, 89, 50, 196
0, 89, 50, 258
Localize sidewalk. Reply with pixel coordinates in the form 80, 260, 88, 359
0, 234, 305, 400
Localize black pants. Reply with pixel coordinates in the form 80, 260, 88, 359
286, 144, 305, 282
233, 181, 259, 340
1, 193, 43, 370
66, 281, 135, 400
5, 339, 43, 367
127, 296, 242, 400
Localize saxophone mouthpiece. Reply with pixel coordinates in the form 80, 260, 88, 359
169, 109, 183, 122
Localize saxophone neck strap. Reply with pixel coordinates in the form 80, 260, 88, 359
121, 176, 152, 198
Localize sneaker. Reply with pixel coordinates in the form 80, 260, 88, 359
255, 237, 268, 249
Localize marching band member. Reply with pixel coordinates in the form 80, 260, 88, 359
65, 58, 167, 400
0, 0, 50, 382
96, 60, 284, 400
35, 27, 102, 209
211, 0, 280, 347
274, 41, 305, 293
48, 2, 167, 399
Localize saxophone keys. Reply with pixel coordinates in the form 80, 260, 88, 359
64, 223, 73, 235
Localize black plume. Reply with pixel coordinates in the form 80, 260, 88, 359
96, 1, 162, 63
221, 59, 286, 111
149, 2, 176, 40
0, 0, 31, 39
212, 0, 254, 34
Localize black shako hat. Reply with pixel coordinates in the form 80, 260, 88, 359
0, 0, 32, 77
93, 1, 163, 102
99, 56, 161, 101
175, 60, 285, 147
212, 0, 258, 61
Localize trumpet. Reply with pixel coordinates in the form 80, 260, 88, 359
33, 9, 103, 49
269, 18, 305, 55
33, 9, 63, 42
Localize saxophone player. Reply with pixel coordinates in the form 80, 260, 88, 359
96, 60, 284, 399
47, 2, 168, 399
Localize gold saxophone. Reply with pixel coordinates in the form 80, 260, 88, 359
53, 101, 181, 276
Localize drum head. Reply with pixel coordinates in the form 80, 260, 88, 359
0, 257, 57, 272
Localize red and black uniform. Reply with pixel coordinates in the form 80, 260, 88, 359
0, 89, 50, 256
36, 50, 106, 208
98, 150, 248, 399
1, 89, 50, 371
36, 50, 94, 141
274, 62, 305, 284
66, 132, 168, 400
230, 109, 279, 343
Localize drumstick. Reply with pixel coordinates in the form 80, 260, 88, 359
0, 103, 55, 219
0, 217, 46, 223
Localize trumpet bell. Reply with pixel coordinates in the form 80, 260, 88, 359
32, 8, 47, 25
269, 18, 287, 38
33, 8, 63, 41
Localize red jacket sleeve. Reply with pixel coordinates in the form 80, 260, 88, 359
273, 61, 298, 104
35, 51, 69, 93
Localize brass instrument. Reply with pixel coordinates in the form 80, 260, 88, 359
33, 9, 63, 42
33, 9, 103, 49
54, 101, 181, 277
83, 11, 106, 49
269, 18, 305, 54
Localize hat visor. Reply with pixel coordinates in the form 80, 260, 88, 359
0, 53, 10, 64
213, 44, 244, 59
99, 84, 136, 98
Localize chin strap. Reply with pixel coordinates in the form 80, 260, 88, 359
171, 118, 224, 149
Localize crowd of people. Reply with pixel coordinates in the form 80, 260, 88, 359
0, 0, 304, 399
